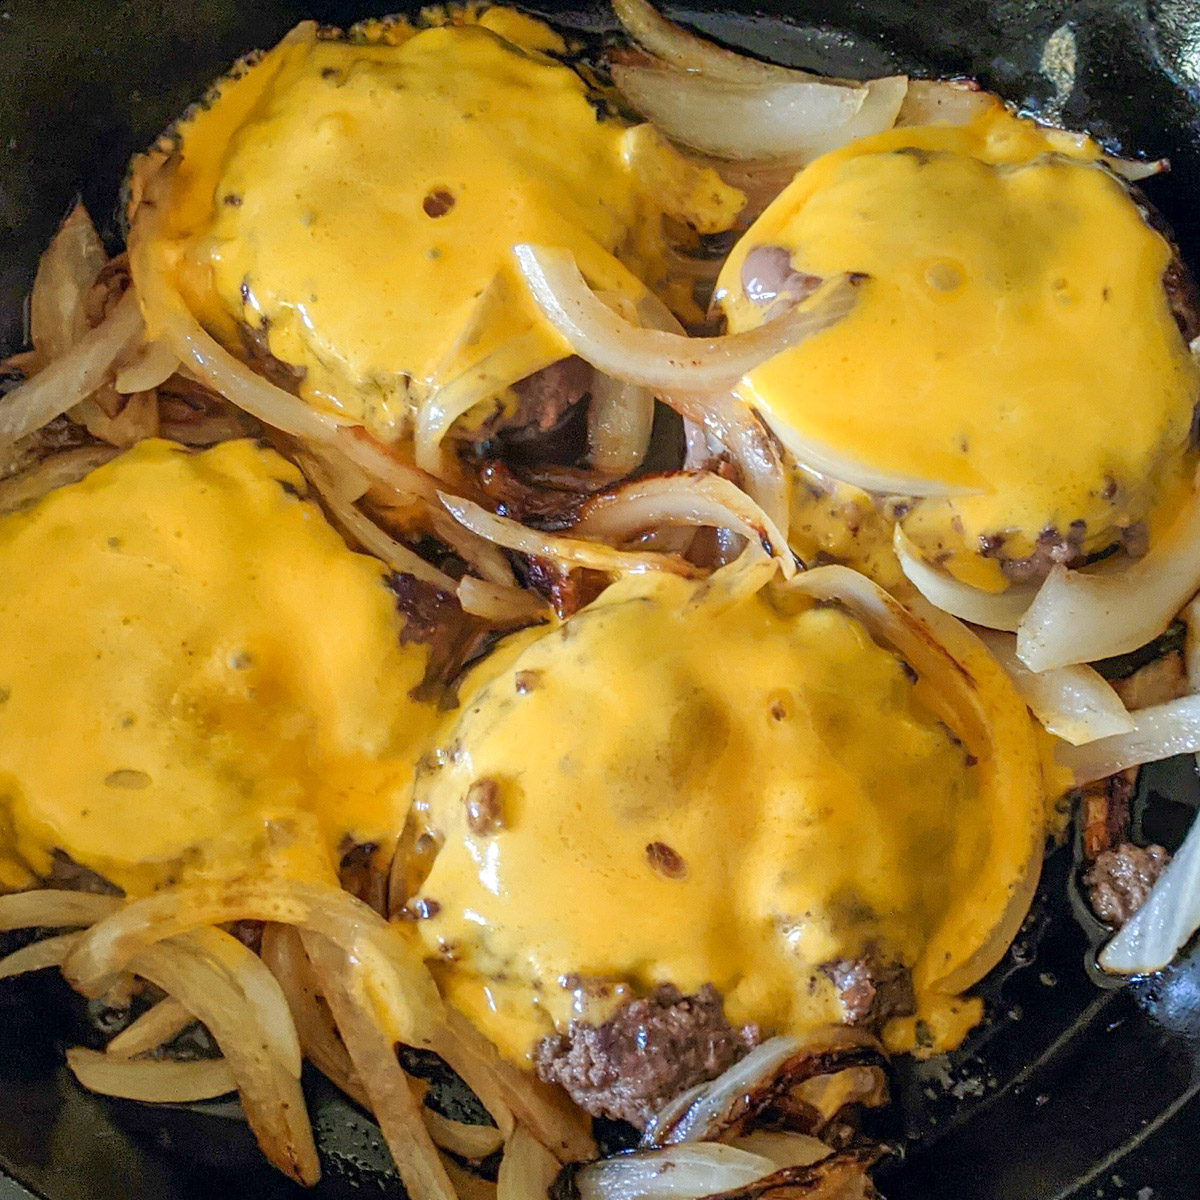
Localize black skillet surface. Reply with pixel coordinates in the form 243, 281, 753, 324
2, 0, 1200, 1196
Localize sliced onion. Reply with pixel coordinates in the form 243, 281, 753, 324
105, 997, 194, 1059
115, 337, 180, 394
415, 332, 562, 474
1099, 809, 1200, 974
573, 471, 794, 574
301, 931, 457, 1200
787, 569, 1044, 994
895, 79, 996, 128
60, 878, 446, 1054
440, 492, 698, 577
73, 386, 160, 448
0, 931, 83, 980
0, 444, 120, 516
1056, 694, 1200, 784
260, 923, 368, 1109
425, 1109, 504, 1160
30, 202, 108, 364
127, 928, 317, 1184
513, 244, 858, 391
643, 1033, 884, 1147
335, 428, 440, 507
441, 1008, 594, 1165
1016, 477, 1200, 671
588, 370, 655, 477
457, 575, 552, 624
612, 0, 807, 84
577, 1143, 781, 1200
612, 55, 907, 163
727, 1132, 831, 1170
67, 1047, 237, 1104
0, 287, 144, 443
1103, 154, 1168, 182
894, 525, 1035, 629
299, 450, 459, 591
975, 629, 1134, 746
497, 1124, 561, 1200
0, 889, 121, 931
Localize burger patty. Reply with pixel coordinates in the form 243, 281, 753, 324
534, 984, 759, 1128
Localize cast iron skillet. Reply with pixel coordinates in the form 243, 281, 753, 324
2, 1, 1200, 1196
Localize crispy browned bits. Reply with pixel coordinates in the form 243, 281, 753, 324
646, 840, 687, 880
465, 777, 504, 836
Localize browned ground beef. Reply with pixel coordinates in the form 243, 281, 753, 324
821, 953, 915, 1027
478, 356, 592, 444
534, 984, 759, 1128
1085, 843, 1170, 927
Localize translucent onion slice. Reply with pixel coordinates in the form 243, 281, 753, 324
0, 931, 83, 980
1016, 477, 1200, 671
895, 79, 996, 127
115, 337, 180, 394
575, 1144, 783, 1200
440, 492, 699, 577
787, 569, 1044, 994
611, 57, 907, 163
727, 1132, 831, 1171
1099, 809, 1200, 974
260, 923, 368, 1110
496, 1124, 561, 1200
629, 295, 790, 536
60, 878, 446, 1054
457, 575, 552, 624
105, 997, 194, 1059
299, 451, 459, 592
0, 287, 144, 443
643, 1032, 884, 1147
513, 244, 858, 391
0, 444, 120, 516
1056, 694, 1200, 784
587, 369, 655, 476
894, 525, 1036, 629
572, 472, 794, 575
127, 929, 318, 1184
425, 1110, 504, 1161
0, 889, 121, 931
67, 1047, 237, 1104
30, 202, 109, 364
415, 331, 561, 474
975, 629, 1134, 746
301, 931, 457, 1200
441, 1008, 594, 1165
612, 0, 808, 84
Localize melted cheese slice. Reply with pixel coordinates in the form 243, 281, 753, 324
153, 14, 741, 440
719, 108, 1199, 589
409, 571, 1000, 1063
0, 440, 438, 896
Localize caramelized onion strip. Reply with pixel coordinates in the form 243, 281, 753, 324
440, 493, 698, 577
67, 1047, 237, 1104
301, 931, 457, 1200
0, 288, 143, 443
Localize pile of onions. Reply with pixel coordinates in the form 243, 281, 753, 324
0, 876, 596, 1193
